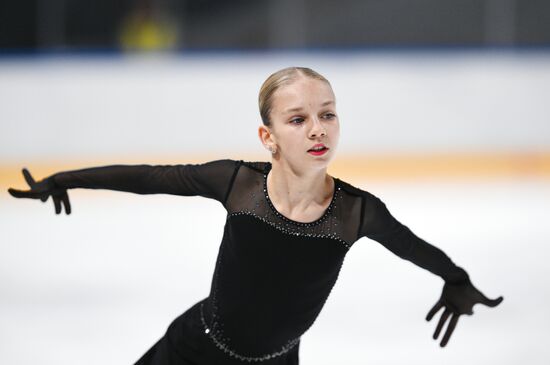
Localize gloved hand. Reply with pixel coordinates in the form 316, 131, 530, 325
8, 168, 71, 214
426, 276, 503, 347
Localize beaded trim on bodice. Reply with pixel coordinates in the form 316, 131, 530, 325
226, 162, 350, 250
262, 162, 340, 227
200, 301, 301, 362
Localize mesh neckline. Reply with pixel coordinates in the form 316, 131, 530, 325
262, 162, 340, 227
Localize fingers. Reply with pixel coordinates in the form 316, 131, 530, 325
8, 187, 42, 199
8, 187, 26, 198
22, 168, 36, 188
433, 308, 451, 340
426, 300, 444, 321
9, 168, 41, 199
61, 192, 71, 214
53, 195, 62, 214
482, 295, 504, 307
9, 186, 70, 215
440, 314, 459, 347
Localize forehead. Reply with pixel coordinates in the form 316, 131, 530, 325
271, 77, 335, 112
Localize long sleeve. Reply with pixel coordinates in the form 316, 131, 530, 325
52, 158, 242, 206
358, 191, 469, 284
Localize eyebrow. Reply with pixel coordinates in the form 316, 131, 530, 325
284, 100, 335, 114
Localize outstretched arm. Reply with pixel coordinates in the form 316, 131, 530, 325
358, 191, 503, 347
358, 192, 469, 284
51, 159, 240, 199
8, 159, 242, 214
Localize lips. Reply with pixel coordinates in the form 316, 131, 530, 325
308, 143, 328, 151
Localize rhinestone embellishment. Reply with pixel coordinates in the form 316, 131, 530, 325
262, 163, 341, 228
200, 302, 301, 362
228, 210, 351, 250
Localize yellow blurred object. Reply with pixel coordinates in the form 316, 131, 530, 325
118, 11, 178, 51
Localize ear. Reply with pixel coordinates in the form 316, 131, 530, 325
258, 124, 275, 147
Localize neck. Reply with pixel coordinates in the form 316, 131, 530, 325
266, 160, 335, 215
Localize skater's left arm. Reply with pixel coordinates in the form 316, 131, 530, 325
357, 191, 504, 347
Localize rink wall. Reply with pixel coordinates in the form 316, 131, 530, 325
1, 50, 549, 188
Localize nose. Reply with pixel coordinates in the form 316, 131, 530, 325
309, 117, 327, 138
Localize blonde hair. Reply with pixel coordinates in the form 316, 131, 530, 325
258, 67, 332, 127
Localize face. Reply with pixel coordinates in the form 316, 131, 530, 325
260, 76, 340, 172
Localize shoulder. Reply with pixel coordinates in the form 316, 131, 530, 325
199, 159, 270, 178
194, 158, 247, 171
336, 177, 391, 225
336, 178, 396, 240
239, 160, 270, 174
336, 177, 382, 204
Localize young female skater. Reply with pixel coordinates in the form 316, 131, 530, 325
8, 66, 503, 364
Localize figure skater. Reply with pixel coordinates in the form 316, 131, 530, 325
8, 66, 503, 364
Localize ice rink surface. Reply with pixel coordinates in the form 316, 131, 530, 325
1, 176, 547, 365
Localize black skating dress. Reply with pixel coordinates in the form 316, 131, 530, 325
52, 159, 469, 364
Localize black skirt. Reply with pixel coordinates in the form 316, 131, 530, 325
134, 297, 301, 365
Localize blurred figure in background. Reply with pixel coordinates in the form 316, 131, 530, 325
118, 0, 180, 51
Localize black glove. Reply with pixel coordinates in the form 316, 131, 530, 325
426, 276, 503, 347
8, 168, 71, 214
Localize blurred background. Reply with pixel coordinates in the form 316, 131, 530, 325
1, 0, 550, 50
1, 1, 549, 364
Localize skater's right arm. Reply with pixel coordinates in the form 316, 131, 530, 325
51, 159, 240, 200
8, 159, 242, 214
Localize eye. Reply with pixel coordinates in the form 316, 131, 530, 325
290, 117, 304, 124
323, 113, 336, 119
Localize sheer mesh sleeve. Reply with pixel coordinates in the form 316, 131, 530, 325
358, 191, 469, 284
52, 159, 241, 206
